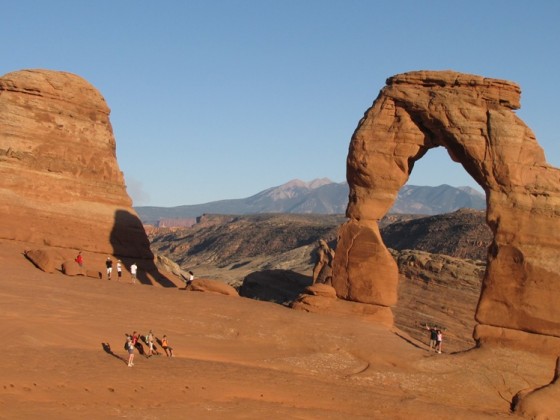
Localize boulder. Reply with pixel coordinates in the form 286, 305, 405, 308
61, 260, 85, 276
292, 292, 394, 328
25, 248, 103, 279
187, 279, 239, 297
24, 248, 60, 273
304, 283, 337, 298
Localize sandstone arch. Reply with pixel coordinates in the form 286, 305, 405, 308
332, 70, 560, 346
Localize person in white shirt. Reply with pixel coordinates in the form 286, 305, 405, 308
130, 263, 137, 284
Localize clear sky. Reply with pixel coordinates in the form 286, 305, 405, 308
2, 1, 559, 206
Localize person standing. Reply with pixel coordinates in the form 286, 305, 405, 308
116, 260, 123, 280
106, 257, 113, 280
130, 263, 138, 284
75, 251, 84, 267
187, 271, 194, 286
131, 331, 144, 355
147, 330, 158, 356
436, 330, 443, 354
425, 325, 438, 351
125, 335, 135, 367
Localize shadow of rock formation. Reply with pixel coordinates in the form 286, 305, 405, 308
110, 210, 175, 287
239, 269, 313, 305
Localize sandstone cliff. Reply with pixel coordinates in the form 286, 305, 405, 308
0, 69, 151, 259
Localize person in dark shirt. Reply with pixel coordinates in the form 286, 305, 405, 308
106, 257, 113, 280
425, 324, 438, 351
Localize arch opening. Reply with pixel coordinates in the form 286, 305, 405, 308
387, 147, 490, 353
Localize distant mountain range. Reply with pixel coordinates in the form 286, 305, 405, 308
135, 178, 486, 226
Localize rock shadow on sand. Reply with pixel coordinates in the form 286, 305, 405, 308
239, 269, 313, 305
101, 342, 127, 364
110, 210, 175, 287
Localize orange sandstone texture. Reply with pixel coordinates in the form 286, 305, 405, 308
0, 69, 151, 259
333, 70, 560, 343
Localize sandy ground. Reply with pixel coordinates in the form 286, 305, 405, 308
0, 239, 557, 419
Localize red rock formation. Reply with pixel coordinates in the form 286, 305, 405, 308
187, 279, 239, 296
0, 69, 152, 259
512, 357, 560, 417
292, 284, 394, 327
333, 70, 560, 344
312, 239, 335, 284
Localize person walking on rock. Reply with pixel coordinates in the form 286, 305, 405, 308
106, 257, 113, 280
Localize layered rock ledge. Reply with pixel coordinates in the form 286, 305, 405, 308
0, 69, 151, 259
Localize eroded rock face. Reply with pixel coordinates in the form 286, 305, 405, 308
0, 69, 152, 258
186, 279, 239, 296
291, 284, 394, 328
312, 239, 335, 285
332, 70, 560, 342
512, 357, 560, 418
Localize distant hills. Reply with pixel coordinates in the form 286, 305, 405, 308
382, 208, 491, 261
135, 179, 486, 226
392, 184, 485, 214
147, 209, 490, 282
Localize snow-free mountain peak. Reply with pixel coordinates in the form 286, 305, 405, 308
135, 180, 486, 226
260, 178, 334, 201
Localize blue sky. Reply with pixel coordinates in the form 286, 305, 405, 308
2, 1, 559, 206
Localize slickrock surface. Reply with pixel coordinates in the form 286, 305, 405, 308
333, 70, 560, 346
0, 238, 557, 419
0, 69, 151, 259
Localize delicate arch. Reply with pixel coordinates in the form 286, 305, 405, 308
332, 71, 560, 343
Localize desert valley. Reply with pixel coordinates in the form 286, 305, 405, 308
1, 68, 560, 419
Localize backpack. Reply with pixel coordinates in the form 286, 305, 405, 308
124, 341, 129, 350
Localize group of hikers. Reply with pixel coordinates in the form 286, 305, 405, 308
124, 330, 174, 367
105, 257, 137, 282
75, 252, 138, 282
76, 252, 198, 287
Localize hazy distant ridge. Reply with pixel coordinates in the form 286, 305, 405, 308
135, 179, 485, 225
